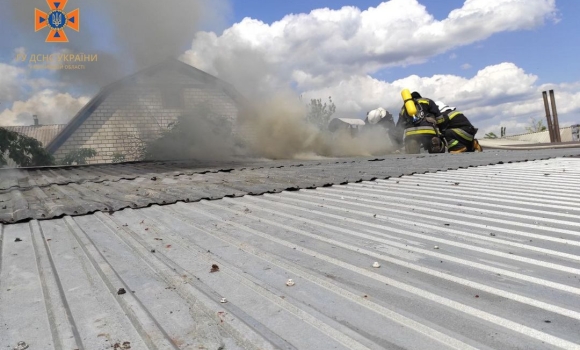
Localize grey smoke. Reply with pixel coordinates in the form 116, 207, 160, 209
7, 0, 230, 90
5, 0, 400, 160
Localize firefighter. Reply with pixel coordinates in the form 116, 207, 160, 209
394, 91, 445, 154
365, 107, 399, 142
365, 108, 396, 131
434, 101, 483, 153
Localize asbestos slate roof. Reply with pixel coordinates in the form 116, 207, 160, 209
1, 158, 579, 350
1, 148, 580, 223
1, 124, 67, 168
1, 124, 67, 147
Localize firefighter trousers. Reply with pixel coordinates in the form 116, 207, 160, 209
443, 127, 476, 153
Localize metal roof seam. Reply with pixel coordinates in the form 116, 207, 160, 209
92, 211, 284, 350
151, 202, 483, 350
63, 216, 179, 349
2, 158, 580, 349
226, 196, 580, 296
341, 184, 580, 221
270, 191, 580, 273
126, 206, 378, 350
334, 184, 580, 222
366, 180, 580, 209
197, 200, 580, 349
327, 187, 579, 232
29, 220, 83, 349
276, 190, 580, 248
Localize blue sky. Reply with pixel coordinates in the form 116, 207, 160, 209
228, 0, 579, 85
1, 0, 579, 134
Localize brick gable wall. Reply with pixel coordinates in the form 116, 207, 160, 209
53, 69, 241, 164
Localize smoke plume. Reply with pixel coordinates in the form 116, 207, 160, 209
7, 0, 229, 90
235, 92, 398, 160
5, 0, 400, 162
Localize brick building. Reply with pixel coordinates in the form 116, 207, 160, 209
46, 58, 247, 164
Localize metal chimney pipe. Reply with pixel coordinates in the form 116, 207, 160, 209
542, 91, 555, 143
33, 115, 39, 126
549, 90, 561, 143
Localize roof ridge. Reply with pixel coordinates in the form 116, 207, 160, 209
45, 58, 246, 154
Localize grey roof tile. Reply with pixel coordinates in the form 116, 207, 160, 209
0, 149, 579, 223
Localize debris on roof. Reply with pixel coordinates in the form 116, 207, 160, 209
1, 158, 579, 349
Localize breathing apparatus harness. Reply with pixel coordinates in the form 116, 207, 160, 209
411, 98, 447, 151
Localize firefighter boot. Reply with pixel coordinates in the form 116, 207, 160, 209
450, 147, 467, 154
473, 139, 483, 152
431, 137, 443, 153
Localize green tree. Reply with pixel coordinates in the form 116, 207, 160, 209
61, 148, 98, 165
484, 132, 498, 139
0, 127, 55, 167
112, 153, 126, 163
526, 117, 547, 133
305, 96, 336, 130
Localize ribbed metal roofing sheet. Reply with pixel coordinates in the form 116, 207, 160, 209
1, 148, 580, 223
1, 158, 579, 349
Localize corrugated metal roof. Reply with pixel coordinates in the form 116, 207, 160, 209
1, 149, 580, 223
1, 158, 579, 349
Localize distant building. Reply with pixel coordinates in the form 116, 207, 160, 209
572, 124, 580, 142
502, 126, 575, 143
46, 58, 247, 164
1, 121, 66, 168
479, 125, 579, 149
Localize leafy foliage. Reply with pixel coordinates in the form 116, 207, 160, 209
484, 132, 498, 139
112, 153, 126, 163
61, 148, 98, 165
526, 118, 547, 133
0, 127, 55, 167
305, 96, 336, 130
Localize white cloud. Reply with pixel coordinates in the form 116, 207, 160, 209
0, 89, 90, 126
179, 0, 569, 136
3, 0, 573, 138
300, 62, 580, 135
461, 63, 472, 70
181, 0, 557, 93
0, 63, 25, 101
0, 48, 80, 126
11, 47, 27, 63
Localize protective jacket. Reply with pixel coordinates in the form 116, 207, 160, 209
393, 97, 442, 147
436, 110, 475, 131
436, 109, 478, 152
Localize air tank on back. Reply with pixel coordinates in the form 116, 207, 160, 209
401, 89, 417, 117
